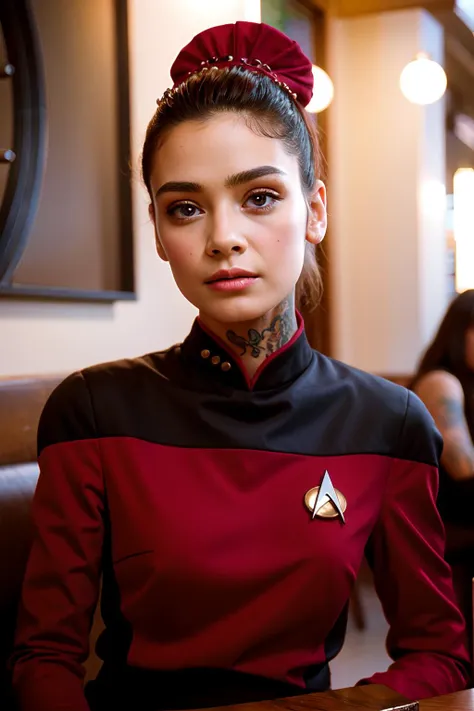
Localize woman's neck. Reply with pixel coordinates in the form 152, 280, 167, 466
199, 297, 298, 379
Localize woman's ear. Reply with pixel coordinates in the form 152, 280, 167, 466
149, 203, 169, 262
306, 180, 327, 246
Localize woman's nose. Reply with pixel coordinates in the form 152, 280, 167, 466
205, 211, 248, 257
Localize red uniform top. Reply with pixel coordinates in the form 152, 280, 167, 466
11, 317, 470, 709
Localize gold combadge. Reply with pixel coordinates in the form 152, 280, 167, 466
304, 470, 347, 524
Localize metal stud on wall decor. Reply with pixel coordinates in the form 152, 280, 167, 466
0, 0, 46, 287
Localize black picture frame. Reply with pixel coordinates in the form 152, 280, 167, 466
0, 0, 135, 303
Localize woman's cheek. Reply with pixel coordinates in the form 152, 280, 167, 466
161, 233, 197, 265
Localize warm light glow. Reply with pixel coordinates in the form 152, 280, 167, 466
306, 65, 334, 114
399, 52, 447, 105
453, 168, 474, 293
455, 0, 474, 32
243, 0, 261, 22
421, 180, 446, 215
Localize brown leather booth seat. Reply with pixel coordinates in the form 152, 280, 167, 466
0, 375, 103, 708
0, 375, 64, 707
0, 464, 40, 707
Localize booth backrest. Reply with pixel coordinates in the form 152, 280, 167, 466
0, 374, 104, 706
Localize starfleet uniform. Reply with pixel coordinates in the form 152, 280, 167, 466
11, 316, 470, 710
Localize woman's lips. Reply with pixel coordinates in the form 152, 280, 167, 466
206, 276, 259, 291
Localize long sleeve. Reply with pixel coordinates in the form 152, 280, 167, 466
10, 372, 104, 711
359, 390, 471, 699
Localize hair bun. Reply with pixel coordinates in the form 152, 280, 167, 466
170, 21, 314, 107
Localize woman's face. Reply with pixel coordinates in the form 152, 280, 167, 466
149, 113, 326, 325
465, 324, 474, 372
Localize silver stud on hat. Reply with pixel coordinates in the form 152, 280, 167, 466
156, 56, 298, 109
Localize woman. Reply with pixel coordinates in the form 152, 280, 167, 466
10, 21, 470, 711
412, 289, 474, 641
412, 289, 474, 514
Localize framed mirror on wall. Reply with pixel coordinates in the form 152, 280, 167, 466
0, 0, 134, 302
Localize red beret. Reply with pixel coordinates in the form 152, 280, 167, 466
169, 21, 314, 108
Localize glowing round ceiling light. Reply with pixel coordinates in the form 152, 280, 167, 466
306, 65, 334, 114
399, 52, 447, 105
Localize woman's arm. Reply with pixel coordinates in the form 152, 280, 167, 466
414, 370, 474, 480
358, 391, 471, 699
10, 372, 104, 711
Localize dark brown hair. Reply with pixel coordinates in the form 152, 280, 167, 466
141, 65, 323, 310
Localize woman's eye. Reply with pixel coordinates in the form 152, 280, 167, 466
167, 202, 202, 220
245, 192, 280, 210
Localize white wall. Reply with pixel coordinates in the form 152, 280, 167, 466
327, 9, 448, 374
0, 0, 259, 377
1, 2, 448, 378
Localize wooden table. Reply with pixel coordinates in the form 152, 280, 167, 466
209, 686, 474, 711
419, 689, 474, 710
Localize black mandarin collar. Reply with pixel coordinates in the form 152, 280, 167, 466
179, 312, 314, 393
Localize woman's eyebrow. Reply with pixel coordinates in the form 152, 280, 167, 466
155, 181, 201, 198
224, 165, 287, 187
155, 166, 287, 198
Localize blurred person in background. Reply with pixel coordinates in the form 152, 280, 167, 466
9, 21, 470, 711
412, 289, 474, 643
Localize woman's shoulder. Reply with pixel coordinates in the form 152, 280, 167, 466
414, 369, 464, 400
52, 345, 180, 399
45, 352, 162, 404
315, 351, 409, 410
38, 348, 178, 453
314, 352, 440, 464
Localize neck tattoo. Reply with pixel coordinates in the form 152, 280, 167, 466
225, 304, 296, 359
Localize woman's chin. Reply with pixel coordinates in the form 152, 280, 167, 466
198, 295, 280, 326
